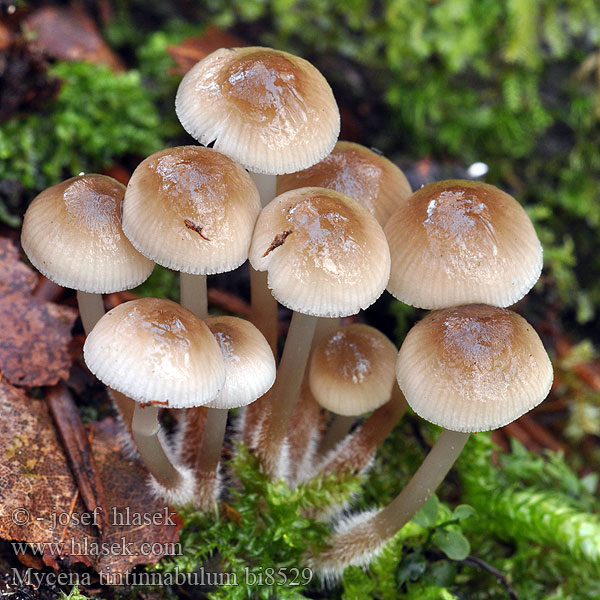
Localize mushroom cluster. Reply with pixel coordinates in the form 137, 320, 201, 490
21, 45, 552, 580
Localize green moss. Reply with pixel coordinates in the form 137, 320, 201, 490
0, 61, 164, 223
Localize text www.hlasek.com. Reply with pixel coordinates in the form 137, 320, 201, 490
11, 538, 182, 558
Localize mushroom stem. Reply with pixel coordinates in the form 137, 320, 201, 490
132, 403, 185, 492
76, 290, 105, 335
318, 415, 356, 456
319, 386, 408, 477
249, 267, 278, 355
180, 272, 208, 320
109, 389, 136, 438
249, 171, 278, 355
310, 429, 470, 574
286, 380, 323, 484
192, 407, 228, 511
178, 406, 209, 469
256, 311, 318, 478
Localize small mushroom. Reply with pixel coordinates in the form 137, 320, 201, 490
247, 187, 390, 478
122, 146, 260, 320
384, 180, 543, 309
308, 304, 553, 578
177, 316, 276, 511
83, 297, 225, 504
21, 174, 154, 334
309, 324, 399, 457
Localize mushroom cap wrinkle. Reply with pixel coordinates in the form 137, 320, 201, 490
309, 324, 397, 415
175, 47, 340, 175
203, 316, 276, 409
396, 304, 553, 432
277, 141, 412, 226
84, 298, 225, 408
123, 146, 260, 275
384, 180, 543, 309
21, 174, 154, 293
249, 187, 391, 317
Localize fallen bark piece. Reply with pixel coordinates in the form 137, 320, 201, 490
45, 384, 108, 535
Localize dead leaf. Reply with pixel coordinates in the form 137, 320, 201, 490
0, 238, 37, 295
0, 380, 96, 569
0, 290, 77, 387
0, 237, 77, 387
24, 6, 124, 72
0, 381, 182, 574
167, 27, 245, 75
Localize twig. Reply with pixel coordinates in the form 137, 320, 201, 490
462, 555, 519, 600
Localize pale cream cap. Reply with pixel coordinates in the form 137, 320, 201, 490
203, 316, 276, 409
396, 304, 553, 432
21, 174, 154, 293
384, 180, 543, 309
309, 324, 397, 416
175, 47, 340, 175
122, 146, 260, 274
277, 141, 411, 225
83, 298, 225, 408
249, 187, 390, 317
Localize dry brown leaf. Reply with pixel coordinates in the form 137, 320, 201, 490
0, 238, 37, 295
0, 380, 96, 569
0, 237, 77, 387
0, 381, 182, 574
0, 290, 77, 387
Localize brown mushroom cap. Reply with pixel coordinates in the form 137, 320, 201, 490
384, 180, 543, 309
309, 324, 397, 416
21, 174, 154, 293
122, 146, 260, 275
83, 298, 225, 408
249, 187, 390, 317
396, 304, 553, 432
175, 47, 340, 175
277, 141, 411, 225
203, 316, 276, 409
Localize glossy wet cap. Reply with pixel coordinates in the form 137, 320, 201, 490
83, 298, 225, 408
384, 180, 543, 309
203, 316, 276, 409
249, 187, 390, 317
21, 174, 154, 292
277, 141, 411, 225
396, 304, 553, 432
309, 324, 397, 416
175, 47, 340, 175
123, 146, 260, 274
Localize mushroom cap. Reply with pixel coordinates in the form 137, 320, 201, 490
122, 146, 260, 275
277, 141, 411, 226
203, 316, 276, 409
83, 297, 225, 408
309, 324, 397, 416
396, 304, 553, 432
21, 174, 154, 293
384, 180, 543, 309
249, 187, 391, 317
175, 47, 340, 175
